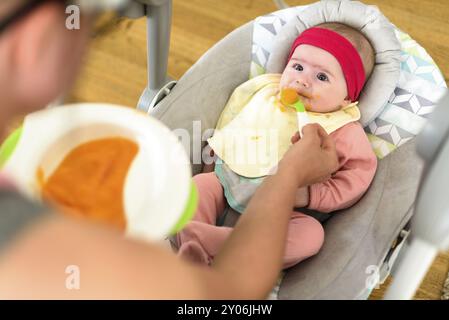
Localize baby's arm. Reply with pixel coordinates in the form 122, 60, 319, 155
306, 123, 377, 213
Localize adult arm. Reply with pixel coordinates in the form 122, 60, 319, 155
0, 124, 338, 299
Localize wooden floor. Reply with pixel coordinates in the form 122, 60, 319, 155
67, 0, 449, 299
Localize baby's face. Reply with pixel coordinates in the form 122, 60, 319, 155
280, 44, 351, 113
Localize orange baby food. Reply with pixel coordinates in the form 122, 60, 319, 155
280, 88, 299, 105
40, 137, 138, 230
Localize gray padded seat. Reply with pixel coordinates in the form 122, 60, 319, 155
150, 16, 423, 299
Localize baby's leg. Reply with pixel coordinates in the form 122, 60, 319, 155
283, 212, 325, 269
176, 172, 233, 265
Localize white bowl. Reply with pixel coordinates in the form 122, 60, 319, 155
1, 103, 196, 241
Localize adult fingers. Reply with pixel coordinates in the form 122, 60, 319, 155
291, 131, 300, 144
316, 125, 336, 153
301, 124, 322, 144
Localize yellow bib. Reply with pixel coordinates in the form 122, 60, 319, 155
208, 74, 360, 178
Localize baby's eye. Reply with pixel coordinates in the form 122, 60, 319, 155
317, 73, 329, 82
292, 63, 303, 72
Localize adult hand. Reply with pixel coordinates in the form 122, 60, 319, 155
278, 123, 339, 187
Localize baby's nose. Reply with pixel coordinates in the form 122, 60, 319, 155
295, 79, 309, 89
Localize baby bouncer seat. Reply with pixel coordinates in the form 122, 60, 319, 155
142, 0, 447, 299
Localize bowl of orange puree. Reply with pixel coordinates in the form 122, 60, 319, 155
0, 103, 197, 241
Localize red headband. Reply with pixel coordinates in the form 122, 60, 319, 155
287, 27, 366, 102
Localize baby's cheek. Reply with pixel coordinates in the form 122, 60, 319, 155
279, 72, 290, 88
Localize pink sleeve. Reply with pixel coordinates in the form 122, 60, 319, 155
307, 122, 377, 213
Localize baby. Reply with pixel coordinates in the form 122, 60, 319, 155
175, 23, 377, 269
